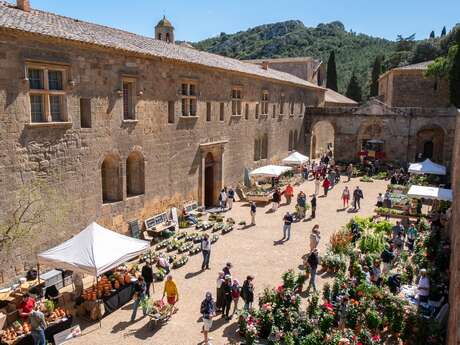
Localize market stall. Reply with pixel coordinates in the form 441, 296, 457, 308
408, 159, 446, 175
407, 185, 453, 202
38, 222, 150, 319
246, 165, 292, 203
281, 152, 309, 166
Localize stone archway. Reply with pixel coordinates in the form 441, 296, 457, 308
204, 152, 215, 207
101, 154, 123, 203
311, 121, 334, 159
415, 125, 445, 163
199, 141, 227, 207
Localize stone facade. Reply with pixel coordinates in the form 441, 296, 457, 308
305, 100, 457, 167
0, 31, 323, 283
448, 110, 460, 345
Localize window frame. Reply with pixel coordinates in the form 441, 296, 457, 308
261, 90, 269, 115
280, 93, 285, 115
26, 62, 69, 124
231, 87, 242, 116
122, 77, 137, 121
180, 82, 198, 117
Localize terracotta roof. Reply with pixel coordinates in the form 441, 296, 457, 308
324, 88, 357, 106
394, 61, 434, 71
0, 2, 324, 90
245, 57, 315, 64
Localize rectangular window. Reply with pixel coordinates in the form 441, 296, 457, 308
30, 95, 44, 123
255, 103, 259, 119
49, 95, 63, 122
123, 81, 135, 120
219, 102, 225, 121
206, 102, 212, 121
261, 91, 269, 115
27, 64, 68, 123
180, 82, 197, 116
80, 98, 92, 128
245, 103, 249, 120
231, 88, 242, 115
168, 101, 175, 123
280, 93, 285, 115
290, 101, 295, 116
272, 104, 276, 118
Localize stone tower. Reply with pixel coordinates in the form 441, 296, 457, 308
155, 16, 175, 43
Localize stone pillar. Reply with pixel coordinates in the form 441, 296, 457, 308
220, 146, 225, 190
199, 154, 205, 206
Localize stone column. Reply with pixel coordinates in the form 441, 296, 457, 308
200, 154, 205, 206
220, 146, 225, 190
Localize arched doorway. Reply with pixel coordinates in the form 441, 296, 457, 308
126, 152, 145, 197
101, 155, 122, 203
204, 152, 215, 207
415, 126, 444, 163
311, 121, 334, 158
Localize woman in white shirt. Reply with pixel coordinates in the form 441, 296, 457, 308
417, 269, 430, 303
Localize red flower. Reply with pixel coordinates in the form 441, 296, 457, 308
372, 335, 381, 341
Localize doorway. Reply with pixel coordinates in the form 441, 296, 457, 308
204, 153, 214, 207
422, 140, 434, 160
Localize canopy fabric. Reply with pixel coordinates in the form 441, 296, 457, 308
38, 222, 150, 276
282, 151, 309, 165
249, 165, 292, 178
408, 159, 446, 175
407, 185, 453, 201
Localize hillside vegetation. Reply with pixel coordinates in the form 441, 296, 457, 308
193, 20, 396, 94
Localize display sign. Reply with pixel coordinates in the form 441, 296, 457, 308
128, 220, 140, 239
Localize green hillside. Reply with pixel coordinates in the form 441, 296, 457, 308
192, 20, 396, 95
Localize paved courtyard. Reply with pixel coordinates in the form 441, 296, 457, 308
70, 177, 389, 345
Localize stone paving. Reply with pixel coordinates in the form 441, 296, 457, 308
69, 177, 389, 345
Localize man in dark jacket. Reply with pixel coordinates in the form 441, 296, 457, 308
141, 261, 154, 297
222, 276, 233, 320
306, 249, 319, 293
241, 275, 255, 310
380, 245, 395, 273
310, 194, 317, 219
353, 186, 364, 210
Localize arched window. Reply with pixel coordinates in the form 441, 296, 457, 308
294, 130, 298, 150
254, 138, 260, 161
261, 133, 268, 159
288, 131, 293, 151
127, 152, 145, 197
158, 33, 162, 40
165, 32, 170, 42
101, 155, 122, 203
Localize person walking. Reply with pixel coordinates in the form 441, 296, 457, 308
310, 194, 317, 219
341, 186, 350, 208
200, 292, 216, 345
406, 223, 418, 251
231, 279, 241, 316
219, 189, 227, 211
131, 276, 147, 321
222, 262, 232, 277
283, 183, 294, 204
29, 303, 47, 345
306, 249, 319, 293
241, 275, 255, 310
162, 275, 179, 316
309, 225, 320, 251
250, 201, 256, 226
201, 234, 211, 270
322, 177, 331, 196
347, 163, 353, 182
227, 187, 235, 210
272, 188, 281, 211
282, 212, 293, 241
353, 186, 364, 210
297, 191, 307, 218
222, 275, 233, 320
141, 261, 154, 297
314, 177, 320, 195
215, 272, 225, 312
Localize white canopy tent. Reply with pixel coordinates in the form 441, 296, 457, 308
282, 151, 309, 165
38, 222, 150, 276
408, 159, 446, 175
249, 165, 292, 178
407, 185, 453, 202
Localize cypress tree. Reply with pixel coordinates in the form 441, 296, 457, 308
370, 56, 382, 97
326, 51, 338, 91
449, 45, 460, 107
429, 31, 435, 39
346, 72, 362, 103
441, 26, 447, 37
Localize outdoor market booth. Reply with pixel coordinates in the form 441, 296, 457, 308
282, 152, 309, 167
37, 222, 149, 323
407, 185, 453, 202
245, 165, 293, 203
408, 158, 446, 176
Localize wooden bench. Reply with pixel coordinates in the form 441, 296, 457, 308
144, 211, 176, 237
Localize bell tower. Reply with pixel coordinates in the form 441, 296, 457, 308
155, 16, 175, 44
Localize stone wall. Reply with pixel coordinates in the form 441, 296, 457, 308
447, 110, 460, 345
0, 32, 323, 283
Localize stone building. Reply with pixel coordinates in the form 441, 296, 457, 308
0, 1, 325, 281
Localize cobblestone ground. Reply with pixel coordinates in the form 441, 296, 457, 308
69, 177, 389, 345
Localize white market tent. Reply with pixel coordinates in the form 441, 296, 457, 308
408, 159, 446, 175
407, 185, 453, 202
249, 165, 292, 178
282, 151, 309, 165
38, 222, 150, 276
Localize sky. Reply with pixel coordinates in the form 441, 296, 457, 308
29, 0, 460, 42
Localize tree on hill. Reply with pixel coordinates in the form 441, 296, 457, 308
449, 42, 460, 107
346, 72, 362, 102
370, 56, 382, 97
326, 51, 338, 91
441, 26, 447, 37
430, 31, 435, 39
